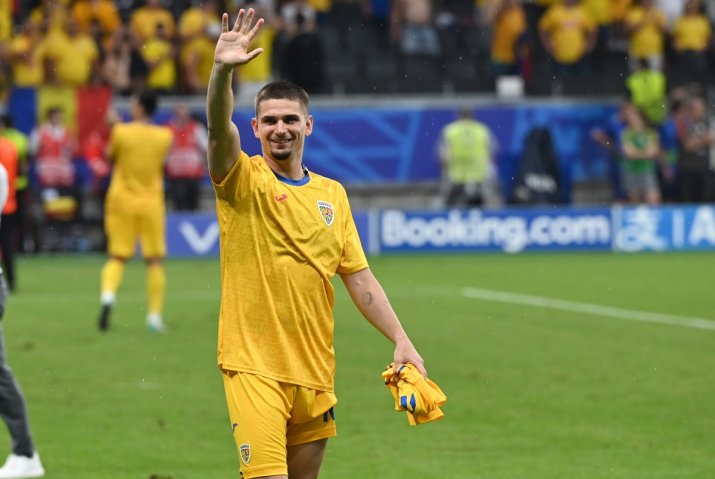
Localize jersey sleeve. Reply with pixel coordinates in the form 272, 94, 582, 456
213, 151, 260, 204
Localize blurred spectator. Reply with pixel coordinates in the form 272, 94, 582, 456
590, 100, 632, 201
71, 0, 121, 44
235, 1, 276, 102
623, 0, 667, 71
179, 1, 221, 93
28, 107, 78, 218
102, 26, 135, 94
626, 58, 667, 125
82, 108, 118, 213
656, 0, 686, 27
618, 104, 663, 204
178, 0, 220, 43
0, 114, 31, 256
486, 0, 528, 78
0, 0, 10, 42
391, 0, 441, 57
282, 12, 325, 93
671, 0, 712, 87
29, 0, 69, 34
40, 17, 100, 87
0, 135, 18, 291
365, 0, 392, 49
165, 105, 208, 211
142, 22, 177, 93
274, 0, 318, 78
675, 95, 713, 202
306, 0, 332, 25
130, 0, 176, 42
6, 19, 44, 88
582, 0, 611, 72
438, 107, 496, 208
538, 0, 597, 89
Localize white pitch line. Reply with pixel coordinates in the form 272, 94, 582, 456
461, 287, 715, 331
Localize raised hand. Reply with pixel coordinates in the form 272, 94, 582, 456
214, 8, 264, 68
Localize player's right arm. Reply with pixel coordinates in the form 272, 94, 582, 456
206, 9, 264, 183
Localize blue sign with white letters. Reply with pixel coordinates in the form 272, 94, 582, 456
165, 206, 715, 257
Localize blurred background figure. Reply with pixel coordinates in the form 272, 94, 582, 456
165, 104, 207, 212
0, 134, 18, 293
6, 19, 44, 89
626, 58, 667, 126
670, 0, 712, 88
487, 0, 528, 79
623, 0, 667, 72
675, 95, 713, 203
39, 16, 99, 87
538, 0, 597, 93
29, 107, 79, 232
0, 114, 30, 257
142, 22, 177, 94
281, 11, 325, 93
178, 0, 220, 94
618, 104, 664, 204
129, 0, 175, 43
438, 107, 497, 208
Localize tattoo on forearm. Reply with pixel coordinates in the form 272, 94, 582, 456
361, 292, 373, 307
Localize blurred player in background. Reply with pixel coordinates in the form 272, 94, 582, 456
0, 163, 44, 479
96, 92, 174, 333
207, 9, 428, 479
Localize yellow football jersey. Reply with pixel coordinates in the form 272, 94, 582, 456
214, 152, 369, 392
106, 122, 173, 212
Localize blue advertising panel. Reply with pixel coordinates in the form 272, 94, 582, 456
166, 213, 220, 257
166, 211, 372, 258
165, 206, 715, 258
613, 205, 715, 252
375, 207, 613, 254
232, 104, 617, 197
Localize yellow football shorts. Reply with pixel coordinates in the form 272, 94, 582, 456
222, 370, 337, 479
104, 204, 165, 258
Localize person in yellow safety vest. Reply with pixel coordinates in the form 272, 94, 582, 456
438, 107, 496, 207
626, 58, 666, 126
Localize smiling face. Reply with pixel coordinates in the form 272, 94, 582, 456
251, 98, 313, 165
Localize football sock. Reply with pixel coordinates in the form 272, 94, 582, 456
100, 258, 124, 302
147, 263, 165, 316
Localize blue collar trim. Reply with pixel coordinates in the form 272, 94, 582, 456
273, 167, 310, 186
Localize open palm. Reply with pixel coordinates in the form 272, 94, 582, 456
214, 9, 264, 68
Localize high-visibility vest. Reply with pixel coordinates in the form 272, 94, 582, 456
442, 120, 491, 184
0, 137, 18, 214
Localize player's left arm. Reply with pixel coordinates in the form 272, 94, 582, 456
340, 267, 427, 377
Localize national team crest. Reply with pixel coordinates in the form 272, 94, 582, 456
317, 201, 334, 226
239, 444, 251, 465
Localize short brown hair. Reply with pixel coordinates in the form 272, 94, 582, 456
255, 81, 310, 115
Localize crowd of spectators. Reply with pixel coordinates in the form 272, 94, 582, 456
0, 0, 712, 254
0, 0, 712, 97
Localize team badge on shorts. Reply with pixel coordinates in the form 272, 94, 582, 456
317, 201, 334, 226
239, 444, 251, 465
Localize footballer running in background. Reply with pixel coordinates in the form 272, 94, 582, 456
206, 8, 428, 479
97, 92, 174, 333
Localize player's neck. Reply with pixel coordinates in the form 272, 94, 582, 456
266, 156, 306, 181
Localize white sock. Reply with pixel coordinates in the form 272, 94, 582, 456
100, 292, 116, 306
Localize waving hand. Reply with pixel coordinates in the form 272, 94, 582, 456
214, 9, 264, 68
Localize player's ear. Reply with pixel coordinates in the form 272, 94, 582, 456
305, 115, 313, 137
251, 117, 259, 138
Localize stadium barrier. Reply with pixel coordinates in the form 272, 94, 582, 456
167, 205, 715, 257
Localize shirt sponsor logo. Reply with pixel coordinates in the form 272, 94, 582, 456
318, 201, 334, 226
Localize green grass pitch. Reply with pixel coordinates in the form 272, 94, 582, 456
1, 252, 714, 478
